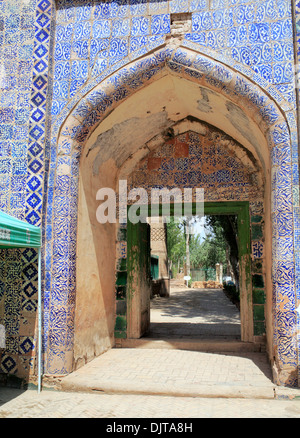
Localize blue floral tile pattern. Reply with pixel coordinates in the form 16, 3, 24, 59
128, 128, 263, 201
0, 0, 51, 379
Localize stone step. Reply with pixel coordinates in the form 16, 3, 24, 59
57, 347, 290, 401
118, 338, 265, 353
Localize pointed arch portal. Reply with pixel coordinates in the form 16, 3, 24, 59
46, 45, 299, 387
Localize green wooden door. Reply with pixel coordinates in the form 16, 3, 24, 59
127, 220, 151, 338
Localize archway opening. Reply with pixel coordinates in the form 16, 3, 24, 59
125, 201, 252, 343
50, 42, 297, 385
73, 59, 276, 372
146, 213, 242, 341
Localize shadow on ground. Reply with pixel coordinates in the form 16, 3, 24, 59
0, 388, 26, 406
147, 286, 241, 339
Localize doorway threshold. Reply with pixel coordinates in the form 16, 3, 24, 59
117, 337, 265, 353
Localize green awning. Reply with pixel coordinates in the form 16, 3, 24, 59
0, 210, 42, 392
0, 210, 41, 248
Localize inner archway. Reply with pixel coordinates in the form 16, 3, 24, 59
123, 121, 260, 344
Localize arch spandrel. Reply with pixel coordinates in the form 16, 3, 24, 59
58, 46, 292, 161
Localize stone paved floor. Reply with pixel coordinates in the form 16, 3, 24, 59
1, 283, 300, 418
1, 387, 300, 418
59, 348, 275, 395
147, 284, 241, 339
58, 285, 275, 398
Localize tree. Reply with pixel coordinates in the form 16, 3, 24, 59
189, 227, 227, 269
205, 215, 239, 289
183, 216, 194, 277
166, 216, 228, 275
166, 217, 186, 273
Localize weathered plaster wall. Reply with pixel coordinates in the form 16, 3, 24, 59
87, 74, 270, 175
74, 174, 115, 369
74, 146, 119, 368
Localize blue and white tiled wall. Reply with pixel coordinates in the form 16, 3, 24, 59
50, 0, 296, 129
0, 0, 53, 380
0, 0, 300, 385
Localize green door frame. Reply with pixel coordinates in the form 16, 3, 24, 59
127, 220, 151, 338
127, 201, 253, 342
203, 202, 253, 342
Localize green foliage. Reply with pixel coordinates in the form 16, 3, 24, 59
206, 215, 239, 287
166, 218, 186, 264
166, 216, 228, 270
190, 227, 227, 269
